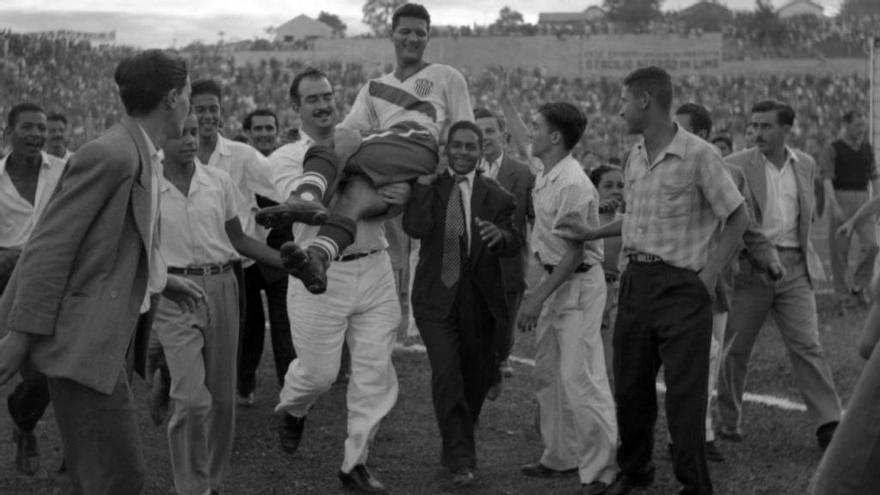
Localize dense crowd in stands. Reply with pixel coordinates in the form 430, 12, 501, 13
0, 28, 871, 162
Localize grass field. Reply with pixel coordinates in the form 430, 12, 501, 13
0, 213, 874, 495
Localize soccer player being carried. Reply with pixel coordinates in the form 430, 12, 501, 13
256, 2, 474, 294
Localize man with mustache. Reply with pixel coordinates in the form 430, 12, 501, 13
257, 3, 474, 295
271, 67, 408, 495
0, 103, 65, 476
154, 112, 284, 495
190, 79, 280, 407
0, 50, 203, 494
718, 100, 843, 451
45, 112, 73, 161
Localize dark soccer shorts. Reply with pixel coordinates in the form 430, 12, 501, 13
347, 121, 439, 186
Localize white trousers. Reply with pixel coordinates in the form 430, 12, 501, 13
705, 311, 727, 442
534, 266, 619, 484
276, 251, 401, 473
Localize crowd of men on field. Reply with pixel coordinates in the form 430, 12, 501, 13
2, 3, 880, 495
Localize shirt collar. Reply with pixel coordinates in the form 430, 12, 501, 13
636, 123, 689, 168
761, 146, 799, 170
540, 153, 577, 185
482, 152, 503, 169
0, 151, 56, 176
214, 134, 232, 158
161, 160, 207, 194
448, 168, 476, 189
136, 123, 160, 162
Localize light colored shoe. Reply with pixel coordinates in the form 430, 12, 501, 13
500, 360, 514, 378
237, 392, 255, 407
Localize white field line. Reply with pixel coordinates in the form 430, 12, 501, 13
394, 343, 808, 413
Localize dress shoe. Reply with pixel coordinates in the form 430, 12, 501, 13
256, 197, 329, 229
582, 481, 609, 495
148, 367, 171, 426
500, 360, 514, 378
520, 462, 578, 478
236, 392, 255, 407
817, 421, 839, 452
338, 464, 388, 494
605, 471, 654, 495
12, 425, 39, 475
705, 441, 725, 462
280, 242, 329, 294
278, 413, 306, 454
717, 427, 743, 442
451, 467, 475, 488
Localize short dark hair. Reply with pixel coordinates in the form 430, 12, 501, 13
47, 112, 68, 126
842, 111, 862, 124
623, 66, 673, 112
537, 102, 587, 151
290, 67, 330, 104
243, 108, 278, 131
114, 50, 188, 116
392, 3, 431, 32
711, 135, 732, 150
751, 100, 795, 127
589, 164, 623, 188
447, 120, 483, 149
473, 107, 505, 131
675, 103, 713, 136
7, 103, 46, 129
191, 79, 222, 101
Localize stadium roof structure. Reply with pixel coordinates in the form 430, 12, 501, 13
275, 14, 333, 42
537, 6, 606, 25
777, 0, 825, 18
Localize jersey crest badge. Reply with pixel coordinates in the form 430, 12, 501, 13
413, 78, 433, 98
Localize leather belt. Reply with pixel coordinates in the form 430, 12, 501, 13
628, 253, 663, 264
168, 262, 233, 276
337, 249, 382, 262
543, 263, 591, 274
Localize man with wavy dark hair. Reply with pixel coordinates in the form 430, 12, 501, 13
0, 49, 203, 494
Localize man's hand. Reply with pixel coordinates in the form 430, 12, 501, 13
0, 331, 31, 385
836, 219, 855, 239
377, 182, 411, 206
475, 217, 504, 249
163, 274, 207, 313
767, 260, 786, 281
697, 268, 718, 300
517, 293, 544, 332
416, 174, 438, 186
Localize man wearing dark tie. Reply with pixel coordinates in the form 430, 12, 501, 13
403, 120, 520, 489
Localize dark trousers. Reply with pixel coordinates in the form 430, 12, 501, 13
49, 369, 145, 495
7, 360, 50, 433
613, 261, 713, 495
417, 285, 497, 469
499, 290, 523, 362
237, 264, 295, 395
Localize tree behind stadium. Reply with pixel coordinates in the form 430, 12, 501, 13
362, 0, 408, 36
604, 0, 662, 28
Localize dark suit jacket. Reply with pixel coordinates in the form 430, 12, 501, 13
403, 172, 520, 335
493, 154, 534, 294
0, 115, 154, 394
725, 146, 820, 282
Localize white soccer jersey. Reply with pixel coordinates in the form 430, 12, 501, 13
341, 63, 474, 141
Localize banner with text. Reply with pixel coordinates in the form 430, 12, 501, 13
580, 34, 722, 75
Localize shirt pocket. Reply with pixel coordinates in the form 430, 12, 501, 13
658, 179, 693, 218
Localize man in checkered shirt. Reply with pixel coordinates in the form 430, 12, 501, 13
581, 67, 749, 495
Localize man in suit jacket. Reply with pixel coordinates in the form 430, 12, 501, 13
0, 50, 202, 494
718, 100, 843, 451
403, 120, 520, 489
474, 108, 534, 381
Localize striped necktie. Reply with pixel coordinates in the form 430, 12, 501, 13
441, 175, 468, 287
